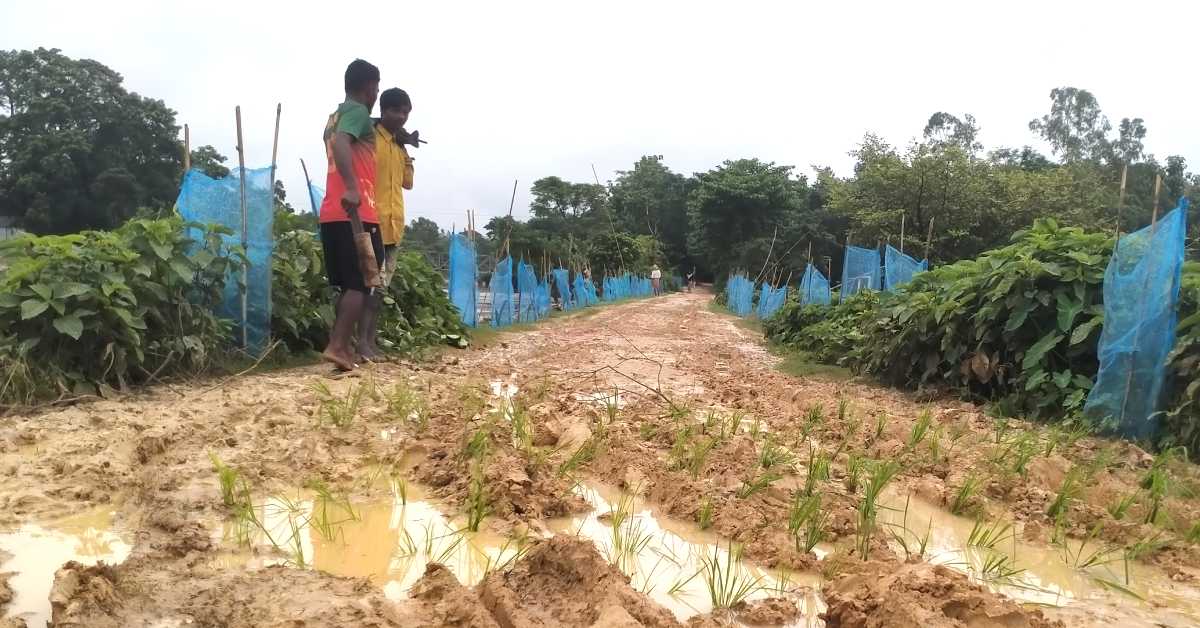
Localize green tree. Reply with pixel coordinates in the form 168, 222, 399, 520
923, 112, 981, 153
0, 48, 184, 234
1028, 87, 1112, 163
608, 155, 692, 268
405, 216, 448, 256
529, 176, 607, 218
686, 159, 802, 278
190, 145, 230, 179
1112, 117, 1147, 165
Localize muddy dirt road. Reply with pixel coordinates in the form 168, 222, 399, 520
2, 291, 1200, 627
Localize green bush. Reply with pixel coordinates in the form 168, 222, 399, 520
1163, 263, 1200, 452
0, 219, 469, 405
764, 292, 879, 365
0, 217, 237, 401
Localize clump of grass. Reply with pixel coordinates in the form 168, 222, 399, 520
465, 463, 489, 532
1107, 493, 1136, 521
867, 412, 888, 446
463, 419, 493, 461
1044, 417, 1092, 456
978, 551, 1025, 585
758, 435, 795, 471
1140, 446, 1184, 525
737, 468, 782, 499
639, 422, 658, 441
307, 479, 360, 541
697, 497, 714, 530
557, 436, 599, 478
748, 414, 763, 439
1125, 529, 1167, 561
312, 380, 367, 428
845, 453, 865, 493
1047, 466, 1084, 523
701, 543, 762, 609
966, 518, 1013, 551
799, 404, 824, 442
906, 409, 934, 451
1009, 431, 1039, 477
508, 397, 534, 451
788, 492, 829, 553
210, 452, 249, 510
803, 444, 831, 497
386, 380, 429, 432
950, 473, 983, 516
721, 410, 746, 440
856, 460, 901, 559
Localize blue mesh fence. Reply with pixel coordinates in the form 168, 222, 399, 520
448, 234, 478, 327
490, 256, 515, 327
553, 269, 574, 310
800, 264, 832, 306
536, 278, 552, 318
517, 260, 540, 322
726, 274, 755, 317
575, 274, 598, 306
841, 245, 881, 297
306, 183, 325, 219
176, 167, 274, 354
757, 283, 789, 319
883, 245, 928, 291
1084, 200, 1189, 439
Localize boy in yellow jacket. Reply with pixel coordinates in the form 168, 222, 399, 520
358, 87, 414, 360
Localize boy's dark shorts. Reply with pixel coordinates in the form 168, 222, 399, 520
320, 220, 384, 293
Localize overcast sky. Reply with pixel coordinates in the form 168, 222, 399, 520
5, 0, 1198, 232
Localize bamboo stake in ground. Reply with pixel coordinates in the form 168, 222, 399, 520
923, 217, 934, 261
300, 158, 319, 215
899, 212, 906, 255
183, 124, 191, 173
235, 106, 249, 350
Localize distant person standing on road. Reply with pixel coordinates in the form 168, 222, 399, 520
650, 264, 662, 295
318, 59, 382, 371
686, 267, 696, 293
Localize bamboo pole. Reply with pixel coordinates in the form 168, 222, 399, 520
266, 104, 281, 343
923, 217, 934, 261
300, 158, 319, 215
1115, 163, 1128, 239
1152, 174, 1162, 227
183, 124, 191, 173
235, 106, 248, 350
899, 212, 906, 255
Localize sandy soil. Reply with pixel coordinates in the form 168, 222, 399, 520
1, 290, 1199, 627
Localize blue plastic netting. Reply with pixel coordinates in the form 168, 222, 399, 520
757, 283, 789, 319
884, 245, 928, 291
727, 274, 755, 317
517, 260, 540, 322
574, 274, 598, 307
490, 256, 515, 327
536, 278, 552, 318
553, 269, 574, 310
306, 183, 325, 218
800, 264, 831, 306
1084, 201, 1189, 439
448, 234, 478, 327
841, 245, 881, 297
176, 167, 274, 354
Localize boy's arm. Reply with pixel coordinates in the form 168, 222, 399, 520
401, 145, 414, 191
332, 131, 364, 230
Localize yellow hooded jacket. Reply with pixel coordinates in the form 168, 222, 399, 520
373, 122, 413, 246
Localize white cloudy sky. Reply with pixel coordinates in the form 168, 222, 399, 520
4, 0, 1198, 231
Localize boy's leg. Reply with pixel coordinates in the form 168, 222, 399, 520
356, 228, 388, 361
325, 288, 365, 369
320, 221, 366, 371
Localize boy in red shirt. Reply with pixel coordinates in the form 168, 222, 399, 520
318, 59, 382, 371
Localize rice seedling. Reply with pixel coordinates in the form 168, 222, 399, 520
688, 436, 719, 478
978, 551, 1025, 585
803, 444, 831, 497
484, 535, 532, 575
697, 497, 714, 530
386, 380, 419, 418
868, 412, 888, 446
737, 468, 782, 499
1107, 493, 1136, 521
906, 409, 934, 451
703, 409, 720, 434
508, 397, 534, 451
884, 495, 931, 560
701, 543, 762, 609
799, 404, 824, 442
312, 380, 367, 428
307, 479, 359, 541
856, 459, 901, 560
1188, 521, 1200, 544
394, 526, 418, 558
844, 453, 865, 493
602, 387, 621, 426
458, 384, 487, 419
610, 516, 654, 575
639, 422, 658, 441
1009, 431, 1039, 477
667, 425, 695, 469
788, 492, 829, 553
950, 473, 983, 516
607, 487, 639, 530
210, 452, 250, 510
966, 518, 1013, 551
837, 396, 850, 423
722, 410, 746, 440
1124, 529, 1167, 561
1044, 417, 1092, 456
758, 435, 795, 471
748, 414, 763, 439
1140, 447, 1184, 525
557, 436, 599, 478
465, 463, 490, 532
667, 568, 703, 596
1059, 523, 1126, 576
1047, 466, 1083, 521
463, 420, 493, 461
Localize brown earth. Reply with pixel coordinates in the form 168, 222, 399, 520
1, 290, 1199, 626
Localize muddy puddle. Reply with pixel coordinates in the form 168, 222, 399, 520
550, 482, 825, 626
213, 480, 522, 599
877, 488, 1200, 627
0, 506, 132, 627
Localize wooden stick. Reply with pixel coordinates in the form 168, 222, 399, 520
300, 158, 319, 215
268, 104, 281, 203
183, 124, 191, 173
754, 226, 779, 283
923, 217, 934, 261
1152, 173, 1162, 227
807, 241, 813, 263
899, 212, 906, 255
1116, 163, 1128, 238
235, 105, 248, 350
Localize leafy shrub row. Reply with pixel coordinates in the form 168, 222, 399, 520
0, 219, 467, 404
764, 219, 1200, 449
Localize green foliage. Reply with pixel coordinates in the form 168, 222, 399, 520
271, 230, 333, 352
764, 292, 880, 366
0, 217, 235, 401
0, 48, 185, 234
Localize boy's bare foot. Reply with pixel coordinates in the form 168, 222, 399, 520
321, 348, 358, 372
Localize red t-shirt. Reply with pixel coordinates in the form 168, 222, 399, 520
319, 100, 378, 223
